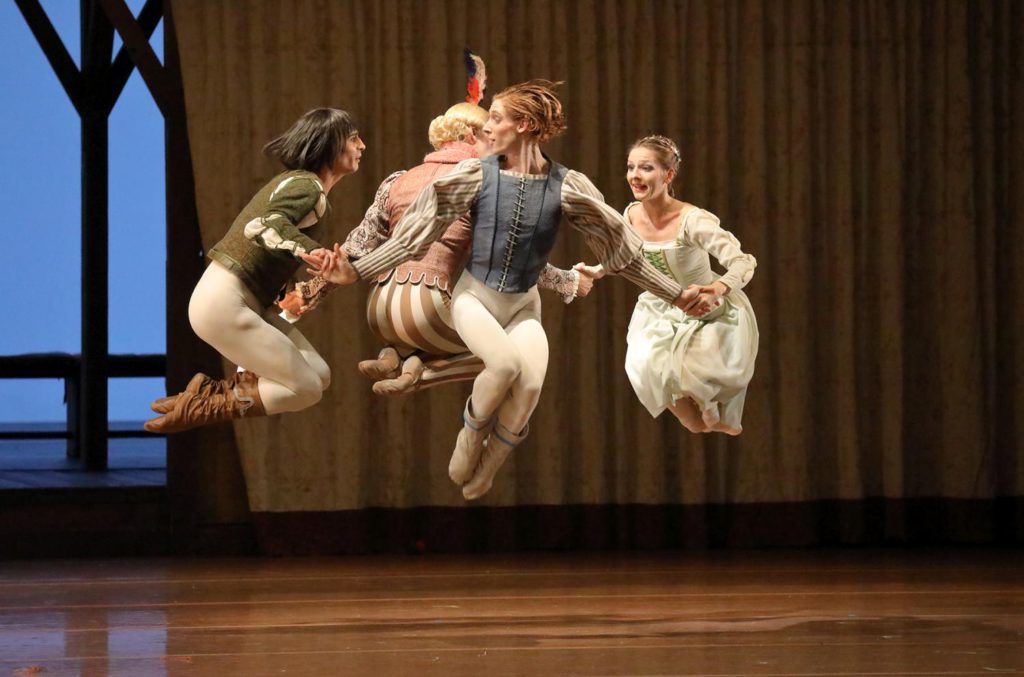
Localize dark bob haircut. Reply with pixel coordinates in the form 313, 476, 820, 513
263, 108, 358, 172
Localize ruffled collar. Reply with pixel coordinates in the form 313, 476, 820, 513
423, 142, 478, 165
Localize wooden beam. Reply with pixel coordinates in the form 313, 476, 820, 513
97, 0, 171, 116
106, 0, 163, 113
81, 0, 113, 79
0, 354, 79, 378
80, 107, 109, 472
79, 0, 114, 472
13, 0, 83, 112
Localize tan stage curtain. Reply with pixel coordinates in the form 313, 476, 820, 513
170, 0, 1023, 512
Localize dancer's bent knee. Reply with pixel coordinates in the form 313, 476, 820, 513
317, 366, 331, 391
265, 373, 324, 414
483, 359, 521, 389
287, 386, 323, 411
277, 368, 324, 402
305, 355, 331, 390
187, 291, 222, 346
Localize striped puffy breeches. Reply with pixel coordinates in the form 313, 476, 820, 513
365, 277, 466, 357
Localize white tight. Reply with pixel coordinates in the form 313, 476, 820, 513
188, 262, 330, 415
450, 273, 548, 434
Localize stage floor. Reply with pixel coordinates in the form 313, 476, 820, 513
1, 548, 1021, 676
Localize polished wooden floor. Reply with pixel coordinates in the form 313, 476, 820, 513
0, 548, 1021, 676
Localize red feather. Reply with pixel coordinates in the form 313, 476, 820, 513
466, 79, 481, 104
463, 50, 487, 105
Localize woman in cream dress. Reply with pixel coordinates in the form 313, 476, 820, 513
578, 135, 758, 434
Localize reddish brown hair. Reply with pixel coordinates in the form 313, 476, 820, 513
492, 80, 567, 144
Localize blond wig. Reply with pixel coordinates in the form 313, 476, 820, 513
428, 102, 488, 150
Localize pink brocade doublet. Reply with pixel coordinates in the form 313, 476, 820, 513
380, 145, 476, 294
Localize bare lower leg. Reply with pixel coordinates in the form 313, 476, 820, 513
668, 397, 710, 433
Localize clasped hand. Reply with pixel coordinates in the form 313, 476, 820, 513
278, 289, 305, 316
301, 244, 357, 285
675, 283, 723, 317
572, 261, 604, 298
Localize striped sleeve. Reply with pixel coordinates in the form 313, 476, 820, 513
560, 171, 682, 303
242, 175, 325, 257
352, 159, 483, 280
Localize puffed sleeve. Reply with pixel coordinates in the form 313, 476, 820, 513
342, 170, 405, 258
242, 175, 326, 256
684, 209, 756, 293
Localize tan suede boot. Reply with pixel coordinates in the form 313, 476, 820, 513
151, 370, 258, 414
144, 373, 266, 434
462, 422, 528, 501
358, 346, 401, 380
371, 355, 424, 396
448, 397, 494, 485
151, 372, 213, 414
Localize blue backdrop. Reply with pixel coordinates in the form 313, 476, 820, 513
0, 0, 167, 424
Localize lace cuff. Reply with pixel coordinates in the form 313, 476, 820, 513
537, 264, 580, 304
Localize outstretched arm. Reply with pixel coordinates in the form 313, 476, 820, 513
560, 171, 683, 304
281, 171, 407, 320
347, 159, 484, 282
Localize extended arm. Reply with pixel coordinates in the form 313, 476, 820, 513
348, 159, 484, 282
560, 171, 683, 304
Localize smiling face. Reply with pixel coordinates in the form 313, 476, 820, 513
626, 146, 674, 202
333, 132, 365, 176
482, 100, 525, 155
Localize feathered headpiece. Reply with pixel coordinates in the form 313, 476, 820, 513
464, 48, 487, 105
